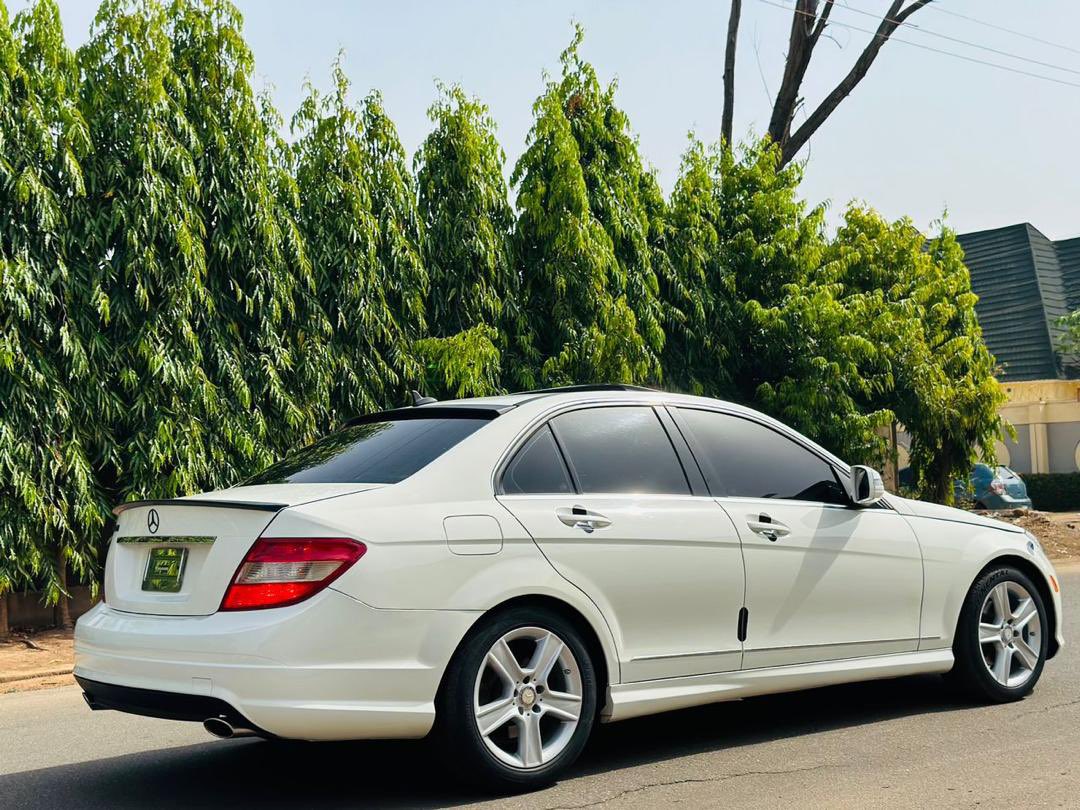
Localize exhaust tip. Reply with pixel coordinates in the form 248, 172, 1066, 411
203, 717, 235, 739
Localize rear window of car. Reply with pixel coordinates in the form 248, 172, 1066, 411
246, 416, 491, 485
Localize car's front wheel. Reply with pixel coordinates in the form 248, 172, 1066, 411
949, 565, 1048, 702
437, 606, 597, 792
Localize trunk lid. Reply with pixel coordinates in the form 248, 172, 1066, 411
106, 484, 381, 616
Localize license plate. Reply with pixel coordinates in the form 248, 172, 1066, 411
142, 547, 188, 592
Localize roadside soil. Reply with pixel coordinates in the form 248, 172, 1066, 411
0, 628, 76, 694
978, 508, 1080, 562
2, 510, 1078, 694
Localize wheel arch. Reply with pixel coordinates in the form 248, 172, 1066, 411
970, 554, 1059, 660
435, 594, 616, 721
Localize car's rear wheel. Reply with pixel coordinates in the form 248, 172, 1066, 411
437, 606, 597, 792
949, 565, 1047, 702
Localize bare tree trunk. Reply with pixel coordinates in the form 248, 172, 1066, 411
721, 0, 742, 146
0, 594, 9, 640
779, 0, 932, 166
56, 551, 72, 630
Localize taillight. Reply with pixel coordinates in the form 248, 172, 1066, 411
220, 537, 366, 611
989, 479, 1006, 495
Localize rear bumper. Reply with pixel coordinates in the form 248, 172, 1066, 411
74, 588, 479, 740
76, 676, 267, 734
980, 494, 1032, 510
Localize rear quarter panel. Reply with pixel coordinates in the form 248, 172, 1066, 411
266, 484, 623, 683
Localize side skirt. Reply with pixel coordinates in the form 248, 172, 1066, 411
603, 649, 954, 723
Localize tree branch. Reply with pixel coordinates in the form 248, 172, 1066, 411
780, 0, 933, 165
809, 0, 834, 47
721, 0, 743, 147
767, 0, 821, 146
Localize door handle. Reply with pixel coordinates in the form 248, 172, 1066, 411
747, 516, 790, 542
556, 506, 612, 533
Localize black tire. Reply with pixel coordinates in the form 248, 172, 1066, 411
948, 565, 1048, 703
436, 606, 598, 793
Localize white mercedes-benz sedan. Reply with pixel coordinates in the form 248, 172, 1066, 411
75, 385, 1064, 790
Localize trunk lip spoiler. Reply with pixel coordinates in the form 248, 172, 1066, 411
112, 498, 287, 517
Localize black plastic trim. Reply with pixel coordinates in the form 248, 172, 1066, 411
76, 676, 269, 734
344, 405, 506, 427
737, 607, 749, 642
113, 499, 287, 517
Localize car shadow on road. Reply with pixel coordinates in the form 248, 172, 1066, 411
0, 674, 976, 809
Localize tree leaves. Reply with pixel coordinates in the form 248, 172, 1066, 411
0, 11, 1009, 607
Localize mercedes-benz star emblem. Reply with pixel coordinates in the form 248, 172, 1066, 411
147, 508, 160, 534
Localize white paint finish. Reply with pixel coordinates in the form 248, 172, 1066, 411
500, 493, 745, 681
902, 513, 1065, 655
79, 389, 1066, 743
605, 649, 954, 722
76, 589, 477, 739
724, 500, 924, 669
443, 514, 503, 555
108, 505, 277, 616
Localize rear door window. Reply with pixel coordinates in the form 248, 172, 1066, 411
247, 415, 491, 485
500, 426, 574, 495
675, 408, 848, 505
551, 406, 690, 495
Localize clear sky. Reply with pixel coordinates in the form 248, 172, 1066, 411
20, 0, 1080, 239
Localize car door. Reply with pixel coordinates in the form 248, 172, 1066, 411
671, 406, 924, 670
496, 404, 746, 682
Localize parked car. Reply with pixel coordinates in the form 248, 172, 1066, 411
75, 385, 1063, 791
958, 464, 1033, 510
898, 463, 1033, 511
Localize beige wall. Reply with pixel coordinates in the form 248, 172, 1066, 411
998, 380, 1080, 474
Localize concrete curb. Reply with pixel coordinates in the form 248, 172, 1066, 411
0, 667, 74, 684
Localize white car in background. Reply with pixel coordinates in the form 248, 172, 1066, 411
75, 385, 1064, 791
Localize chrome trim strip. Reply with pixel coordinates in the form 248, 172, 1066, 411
117, 535, 216, 544
632, 648, 738, 662
745, 637, 922, 652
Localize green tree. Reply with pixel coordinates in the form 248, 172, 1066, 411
413, 82, 511, 397
290, 59, 416, 420
660, 137, 731, 397
76, 0, 223, 504
511, 26, 663, 386
168, 0, 332, 466
359, 90, 428, 353
1055, 309, 1080, 373
0, 0, 101, 629
415, 83, 516, 341
704, 140, 889, 462
829, 206, 1007, 502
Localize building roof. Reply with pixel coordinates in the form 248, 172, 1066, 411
958, 223, 1080, 381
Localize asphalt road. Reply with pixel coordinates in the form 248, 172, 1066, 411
2, 567, 1077, 810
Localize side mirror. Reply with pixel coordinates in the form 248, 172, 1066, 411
849, 465, 885, 506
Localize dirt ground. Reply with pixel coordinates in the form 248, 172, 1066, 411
980, 508, 1080, 562
2, 509, 1078, 694
0, 629, 76, 694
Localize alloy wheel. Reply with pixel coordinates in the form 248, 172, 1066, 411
978, 580, 1042, 688
472, 626, 584, 769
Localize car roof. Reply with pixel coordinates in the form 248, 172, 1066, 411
410, 384, 761, 420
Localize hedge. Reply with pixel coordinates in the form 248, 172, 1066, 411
1021, 473, 1080, 512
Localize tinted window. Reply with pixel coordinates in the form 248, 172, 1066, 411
501, 426, 574, 495
247, 417, 489, 485
676, 409, 847, 505
552, 407, 689, 495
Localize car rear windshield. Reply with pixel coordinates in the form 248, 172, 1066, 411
246, 415, 492, 485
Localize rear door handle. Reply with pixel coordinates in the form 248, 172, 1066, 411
556, 506, 612, 533
747, 516, 790, 542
